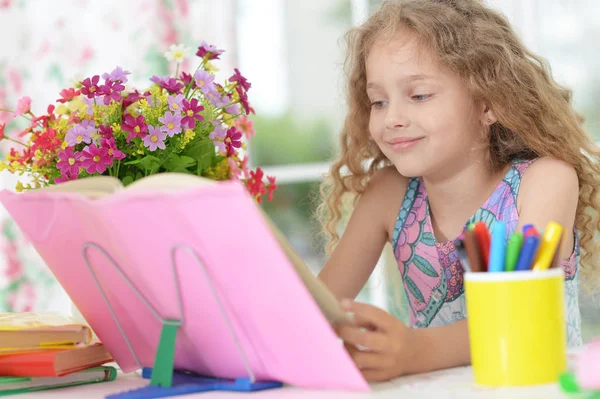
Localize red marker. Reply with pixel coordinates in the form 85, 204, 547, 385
473, 222, 490, 271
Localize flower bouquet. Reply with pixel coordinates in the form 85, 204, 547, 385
0, 42, 276, 203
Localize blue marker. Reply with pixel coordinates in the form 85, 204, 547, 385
523, 224, 534, 234
515, 235, 540, 271
488, 221, 507, 272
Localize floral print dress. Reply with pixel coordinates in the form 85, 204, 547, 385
389, 159, 582, 347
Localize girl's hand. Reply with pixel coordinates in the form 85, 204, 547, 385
334, 300, 416, 382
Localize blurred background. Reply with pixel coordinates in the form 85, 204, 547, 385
0, 0, 598, 341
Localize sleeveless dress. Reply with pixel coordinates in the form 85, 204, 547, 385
389, 159, 583, 347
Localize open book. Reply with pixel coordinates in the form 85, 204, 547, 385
0, 173, 367, 391
34, 173, 348, 326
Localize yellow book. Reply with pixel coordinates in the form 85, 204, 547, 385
0, 312, 93, 354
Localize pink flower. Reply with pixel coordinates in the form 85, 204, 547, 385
80, 144, 112, 174
56, 147, 81, 177
210, 123, 227, 153
235, 115, 255, 139
143, 125, 167, 151
102, 137, 125, 161
14, 96, 31, 116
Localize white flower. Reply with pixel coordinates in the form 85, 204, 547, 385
164, 44, 189, 63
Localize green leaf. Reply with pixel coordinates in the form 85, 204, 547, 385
412, 255, 439, 277
182, 139, 215, 175
122, 176, 134, 186
421, 232, 436, 247
163, 155, 196, 173
405, 276, 425, 303
127, 155, 161, 173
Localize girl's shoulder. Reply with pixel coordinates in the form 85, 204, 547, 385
364, 165, 412, 238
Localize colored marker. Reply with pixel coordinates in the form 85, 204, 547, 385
488, 221, 507, 272
473, 222, 490, 270
505, 232, 523, 272
515, 235, 539, 271
524, 226, 540, 239
455, 240, 472, 272
464, 229, 484, 272
523, 224, 534, 234
468, 223, 475, 231
532, 221, 564, 271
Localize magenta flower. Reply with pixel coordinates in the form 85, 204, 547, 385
80, 75, 101, 98
65, 124, 92, 146
224, 126, 243, 156
56, 147, 81, 176
98, 124, 113, 138
54, 170, 79, 184
168, 94, 185, 114
236, 86, 251, 115
180, 71, 194, 86
228, 68, 251, 92
102, 66, 130, 84
195, 41, 224, 60
122, 114, 148, 143
100, 80, 125, 105
210, 123, 227, 153
150, 75, 184, 94
14, 96, 31, 116
181, 98, 204, 129
122, 91, 141, 111
193, 70, 215, 94
158, 111, 182, 137
80, 144, 112, 174
143, 125, 167, 151
102, 137, 125, 160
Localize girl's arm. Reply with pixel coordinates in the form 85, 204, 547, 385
318, 166, 409, 301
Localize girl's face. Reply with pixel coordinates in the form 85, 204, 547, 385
366, 30, 487, 180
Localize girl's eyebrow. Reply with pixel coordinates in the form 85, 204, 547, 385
366, 74, 438, 89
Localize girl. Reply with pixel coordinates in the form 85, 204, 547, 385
317, 0, 600, 382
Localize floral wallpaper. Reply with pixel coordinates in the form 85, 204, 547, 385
0, 0, 235, 312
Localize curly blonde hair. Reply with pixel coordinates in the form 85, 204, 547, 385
317, 0, 600, 284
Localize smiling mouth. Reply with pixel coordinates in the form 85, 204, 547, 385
387, 137, 424, 151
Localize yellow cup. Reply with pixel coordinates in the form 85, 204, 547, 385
464, 268, 566, 387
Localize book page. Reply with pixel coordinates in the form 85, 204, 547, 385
34, 176, 123, 199
126, 173, 349, 324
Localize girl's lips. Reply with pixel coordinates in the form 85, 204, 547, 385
387, 137, 424, 151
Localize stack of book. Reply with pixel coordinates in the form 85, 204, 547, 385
0, 312, 116, 395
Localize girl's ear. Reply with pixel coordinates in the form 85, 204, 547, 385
482, 105, 497, 126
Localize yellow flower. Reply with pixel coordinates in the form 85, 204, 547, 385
61, 140, 69, 149
15, 181, 24, 192
180, 129, 196, 148
222, 113, 235, 127
204, 61, 219, 73
55, 104, 69, 115
204, 157, 230, 180
9, 161, 21, 172
0, 161, 7, 172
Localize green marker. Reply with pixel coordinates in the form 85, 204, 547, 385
504, 232, 523, 271
468, 223, 475, 231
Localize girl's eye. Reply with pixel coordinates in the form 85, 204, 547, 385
370, 101, 387, 108
411, 94, 432, 102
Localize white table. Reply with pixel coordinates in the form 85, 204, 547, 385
21, 366, 569, 399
